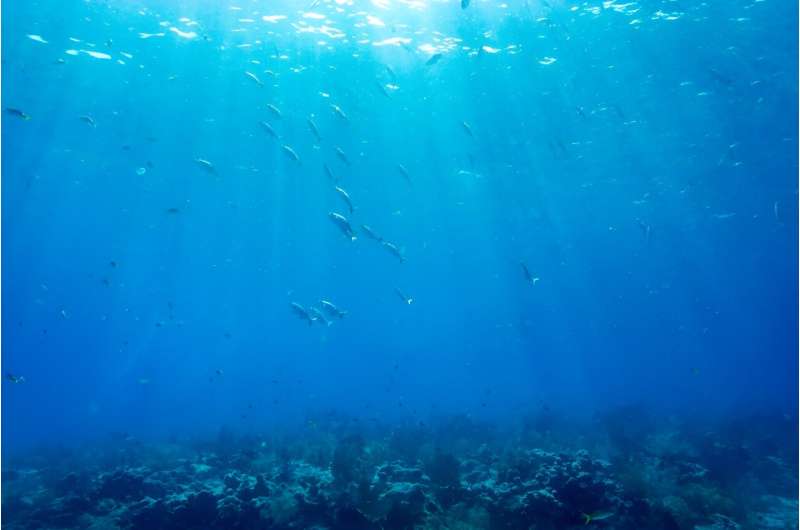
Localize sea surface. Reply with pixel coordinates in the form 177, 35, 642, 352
1, 1, 797, 529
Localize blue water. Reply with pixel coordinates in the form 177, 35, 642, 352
2, 0, 797, 451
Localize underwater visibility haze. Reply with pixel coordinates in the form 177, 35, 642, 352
1, 0, 798, 529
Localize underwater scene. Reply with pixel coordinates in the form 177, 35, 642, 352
1, 0, 798, 529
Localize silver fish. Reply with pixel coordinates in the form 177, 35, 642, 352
195, 158, 217, 174
266, 103, 282, 119
521, 262, 539, 285
426, 53, 443, 66
382, 241, 405, 263
290, 302, 317, 326
361, 224, 383, 242
324, 163, 338, 182
245, 71, 263, 86
320, 300, 347, 319
259, 120, 279, 140
335, 147, 350, 166
395, 288, 413, 305
461, 121, 473, 137
80, 115, 96, 127
309, 307, 332, 326
376, 81, 390, 98
329, 212, 357, 241
6, 107, 31, 120
330, 104, 348, 121
307, 118, 322, 142
397, 164, 412, 185
282, 145, 301, 163
334, 186, 354, 214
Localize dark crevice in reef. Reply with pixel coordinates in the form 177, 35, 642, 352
2, 410, 796, 529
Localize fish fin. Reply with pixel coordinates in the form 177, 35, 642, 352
583, 514, 592, 525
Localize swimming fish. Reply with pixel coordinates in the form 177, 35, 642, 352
195, 158, 217, 174
583, 511, 615, 525
259, 120, 279, 140
334, 186, 354, 214
395, 288, 413, 305
330, 104, 348, 121
461, 121, 474, 137
245, 71, 263, 86
386, 65, 397, 81
324, 163, 338, 182
396, 163, 412, 185
309, 307, 332, 326
375, 81, 390, 98
6, 107, 31, 120
521, 263, 539, 285
426, 53, 443, 66
335, 146, 351, 165
320, 300, 347, 319
80, 115, 96, 127
382, 241, 405, 263
6, 374, 26, 384
462, 0, 471, 8
307, 118, 322, 142
266, 103, 282, 119
636, 219, 651, 245
361, 224, 383, 242
774, 200, 781, 222
282, 145, 301, 163
166, 207, 180, 214
329, 212, 357, 241
290, 302, 317, 326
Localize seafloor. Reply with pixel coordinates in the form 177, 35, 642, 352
2, 408, 797, 530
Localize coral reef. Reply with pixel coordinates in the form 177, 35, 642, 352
1, 411, 796, 529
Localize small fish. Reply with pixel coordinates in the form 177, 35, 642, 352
309, 307, 332, 326
636, 219, 651, 245
137, 378, 151, 385
396, 163, 412, 185
6, 374, 26, 384
461, 121, 474, 137
395, 288, 413, 305
774, 200, 781, 222
382, 241, 405, 263
329, 212, 357, 241
583, 511, 615, 525
259, 120, 279, 140
290, 302, 317, 326
521, 263, 539, 285
334, 186, 354, 214
307, 118, 322, 142
195, 158, 217, 174
80, 115, 96, 127
266, 103, 282, 119
462, 0, 471, 8
335, 146, 350, 165
426, 53, 443, 66
386, 65, 397, 81
166, 207, 180, 214
375, 81, 390, 98
330, 104, 348, 121
282, 145, 301, 163
6, 107, 31, 120
324, 163, 338, 182
215, 369, 224, 377
320, 300, 347, 319
244, 71, 263, 86
361, 224, 383, 242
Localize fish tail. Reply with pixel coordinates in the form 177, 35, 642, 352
583, 514, 592, 525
